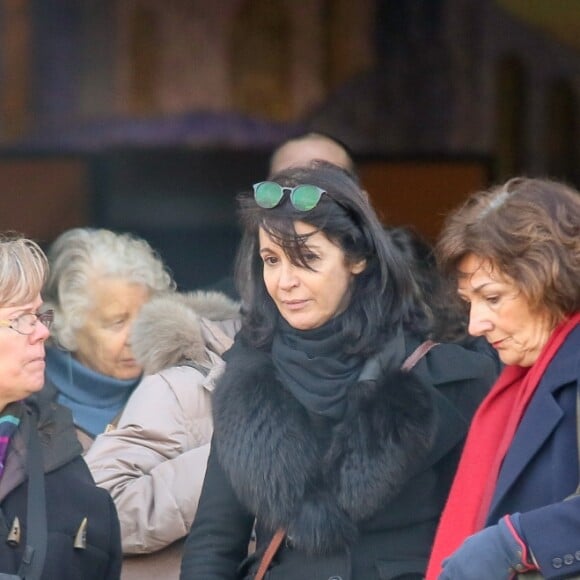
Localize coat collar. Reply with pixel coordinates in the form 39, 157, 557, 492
45, 346, 139, 437
0, 393, 82, 502
488, 325, 580, 515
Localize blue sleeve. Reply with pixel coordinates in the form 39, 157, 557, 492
520, 494, 580, 579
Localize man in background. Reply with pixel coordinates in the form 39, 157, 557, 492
268, 131, 357, 176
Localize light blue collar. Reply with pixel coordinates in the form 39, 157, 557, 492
45, 346, 140, 437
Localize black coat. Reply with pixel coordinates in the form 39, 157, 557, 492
0, 391, 122, 579
180, 336, 498, 580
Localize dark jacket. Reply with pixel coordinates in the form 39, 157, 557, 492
180, 335, 498, 580
0, 390, 122, 579
487, 323, 580, 579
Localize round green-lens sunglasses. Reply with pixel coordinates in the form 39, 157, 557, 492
253, 181, 326, 212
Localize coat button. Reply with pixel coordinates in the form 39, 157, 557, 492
575, 551, 580, 561
327, 577, 343, 580
564, 554, 574, 565
552, 557, 563, 569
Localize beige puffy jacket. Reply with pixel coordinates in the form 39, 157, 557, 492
85, 290, 240, 579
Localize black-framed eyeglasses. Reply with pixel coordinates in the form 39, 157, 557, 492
253, 181, 327, 212
0, 310, 54, 336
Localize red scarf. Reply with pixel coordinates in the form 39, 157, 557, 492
426, 313, 580, 580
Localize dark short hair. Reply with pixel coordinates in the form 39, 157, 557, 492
436, 177, 580, 322
269, 131, 359, 181
234, 161, 419, 354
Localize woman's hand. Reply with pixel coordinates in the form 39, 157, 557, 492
439, 515, 538, 579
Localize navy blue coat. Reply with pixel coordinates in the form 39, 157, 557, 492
486, 324, 580, 579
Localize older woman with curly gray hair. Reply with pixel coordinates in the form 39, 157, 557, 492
43, 228, 174, 448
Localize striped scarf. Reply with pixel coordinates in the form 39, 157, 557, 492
0, 402, 22, 480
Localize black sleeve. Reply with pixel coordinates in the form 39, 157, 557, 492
104, 493, 123, 580
70, 456, 123, 580
180, 439, 255, 580
421, 342, 498, 422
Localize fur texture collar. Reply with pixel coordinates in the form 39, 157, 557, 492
130, 290, 240, 375
213, 340, 436, 555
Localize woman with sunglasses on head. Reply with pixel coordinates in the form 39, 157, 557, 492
0, 235, 121, 579
180, 162, 498, 580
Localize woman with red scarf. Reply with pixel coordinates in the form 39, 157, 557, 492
426, 177, 580, 579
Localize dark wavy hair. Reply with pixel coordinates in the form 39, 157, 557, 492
387, 226, 467, 342
234, 161, 419, 355
437, 176, 580, 324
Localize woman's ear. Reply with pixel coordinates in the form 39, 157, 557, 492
350, 258, 367, 275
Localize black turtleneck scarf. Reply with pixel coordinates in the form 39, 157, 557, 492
271, 314, 365, 421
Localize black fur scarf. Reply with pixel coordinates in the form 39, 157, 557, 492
212, 339, 437, 556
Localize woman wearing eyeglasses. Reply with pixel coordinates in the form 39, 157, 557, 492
0, 235, 122, 579
179, 162, 498, 580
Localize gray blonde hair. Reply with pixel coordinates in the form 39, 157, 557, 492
0, 235, 48, 307
44, 228, 175, 350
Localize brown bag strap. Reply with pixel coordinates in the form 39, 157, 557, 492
401, 339, 438, 372
254, 339, 438, 578
254, 528, 285, 580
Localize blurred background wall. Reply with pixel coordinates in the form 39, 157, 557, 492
0, 0, 578, 290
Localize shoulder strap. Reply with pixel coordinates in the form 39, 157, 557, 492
401, 339, 439, 372
17, 411, 48, 580
254, 529, 285, 580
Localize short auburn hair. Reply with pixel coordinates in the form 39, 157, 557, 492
437, 176, 580, 323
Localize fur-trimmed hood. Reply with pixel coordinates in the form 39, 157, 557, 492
212, 337, 438, 555
130, 290, 240, 375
